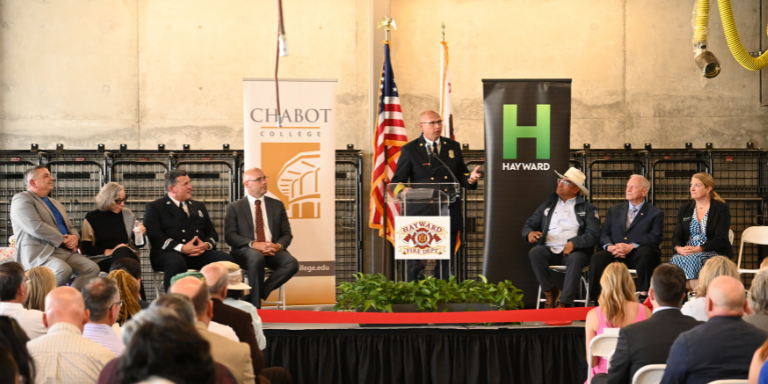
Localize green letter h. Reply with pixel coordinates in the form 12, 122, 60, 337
503, 104, 551, 159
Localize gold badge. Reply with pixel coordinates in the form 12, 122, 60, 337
449, 150, 455, 159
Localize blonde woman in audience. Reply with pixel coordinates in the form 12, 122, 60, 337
747, 326, 768, 384
585, 262, 651, 382
681, 255, 739, 321
746, 269, 768, 332
760, 257, 768, 270
106, 269, 142, 326
22, 266, 56, 311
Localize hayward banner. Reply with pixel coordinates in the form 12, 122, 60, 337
243, 78, 337, 305
481, 79, 572, 309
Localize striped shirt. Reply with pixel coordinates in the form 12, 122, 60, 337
83, 323, 125, 356
28, 322, 115, 384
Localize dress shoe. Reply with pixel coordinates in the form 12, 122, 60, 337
544, 286, 561, 309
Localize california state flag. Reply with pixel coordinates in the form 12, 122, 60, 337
440, 41, 454, 140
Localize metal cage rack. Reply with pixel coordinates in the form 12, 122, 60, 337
0, 147, 363, 300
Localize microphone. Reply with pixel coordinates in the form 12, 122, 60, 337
428, 145, 461, 200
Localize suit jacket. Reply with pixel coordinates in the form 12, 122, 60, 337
600, 201, 664, 250
672, 199, 733, 257
660, 316, 767, 384
10, 190, 78, 269
224, 195, 292, 254
521, 193, 601, 253
211, 298, 264, 377
390, 134, 477, 231
144, 195, 220, 257
608, 308, 701, 384
196, 321, 255, 384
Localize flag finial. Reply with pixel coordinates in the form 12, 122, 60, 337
441, 22, 445, 42
378, 16, 397, 42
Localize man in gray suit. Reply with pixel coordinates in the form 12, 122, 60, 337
225, 167, 298, 308
10, 165, 99, 289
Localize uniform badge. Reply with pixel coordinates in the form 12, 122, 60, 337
198, 210, 204, 218
449, 150, 455, 159
544, 208, 550, 216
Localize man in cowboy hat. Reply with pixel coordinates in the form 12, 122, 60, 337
522, 167, 600, 308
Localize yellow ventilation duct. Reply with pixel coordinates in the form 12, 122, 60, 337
715, 0, 768, 71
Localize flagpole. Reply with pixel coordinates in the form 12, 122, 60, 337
377, 16, 396, 280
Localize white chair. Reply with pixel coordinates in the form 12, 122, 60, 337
536, 265, 589, 309
153, 271, 165, 299
244, 268, 287, 310
708, 380, 748, 384
632, 364, 665, 384
729, 228, 735, 245
736, 226, 768, 276
587, 333, 620, 382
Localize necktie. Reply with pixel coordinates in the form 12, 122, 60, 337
255, 200, 266, 242
432, 141, 438, 155
626, 207, 638, 230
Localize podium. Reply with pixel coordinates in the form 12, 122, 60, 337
386, 182, 459, 281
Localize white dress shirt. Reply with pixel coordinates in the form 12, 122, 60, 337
246, 194, 273, 243
209, 321, 239, 342
83, 322, 125, 356
224, 297, 267, 350
28, 322, 115, 384
681, 297, 708, 321
0, 302, 47, 340
545, 197, 580, 254
423, 136, 441, 155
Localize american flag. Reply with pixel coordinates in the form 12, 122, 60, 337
369, 42, 407, 243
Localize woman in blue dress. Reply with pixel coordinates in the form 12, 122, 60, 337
670, 173, 733, 290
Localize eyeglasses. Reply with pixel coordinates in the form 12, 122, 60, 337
114, 197, 128, 204
245, 176, 269, 183
420, 120, 443, 126
557, 178, 572, 187
111, 300, 124, 308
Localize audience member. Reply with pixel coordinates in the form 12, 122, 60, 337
585, 262, 651, 381
589, 175, 663, 304
680, 255, 739, 321
170, 276, 256, 384
114, 307, 219, 384
167, 271, 239, 341
0, 262, 47, 339
661, 276, 767, 384
10, 165, 99, 289
109, 258, 148, 307
144, 169, 234, 290
28, 286, 114, 383
106, 269, 142, 325
748, 337, 768, 384
670, 173, 732, 290
761, 257, 768, 270
224, 167, 298, 308
220, 262, 267, 350
0, 316, 35, 384
22, 266, 57, 311
0, 344, 19, 384
81, 277, 125, 356
746, 269, 768, 333
81, 182, 144, 273
522, 167, 600, 308
593, 264, 701, 384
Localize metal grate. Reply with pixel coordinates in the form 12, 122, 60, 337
112, 161, 169, 300
46, 161, 104, 232
174, 161, 235, 252
0, 161, 36, 246
587, 157, 647, 228
462, 150, 485, 282
335, 151, 363, 289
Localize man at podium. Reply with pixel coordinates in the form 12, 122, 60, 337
391, 110, 481, 280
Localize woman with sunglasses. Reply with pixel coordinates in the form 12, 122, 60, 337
81, 182, 145, 273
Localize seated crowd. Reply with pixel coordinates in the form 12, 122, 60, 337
0, 166, 297, 384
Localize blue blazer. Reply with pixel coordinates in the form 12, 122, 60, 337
661, 316, 768, 384
599, 201, 664, 250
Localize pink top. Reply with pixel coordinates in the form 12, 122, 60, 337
589, 305, 648, 380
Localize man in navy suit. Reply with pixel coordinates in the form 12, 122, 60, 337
390, 110, 481, 280
144, 169, 234, 290
589, 175, 663, 303
661, 275, 767, 384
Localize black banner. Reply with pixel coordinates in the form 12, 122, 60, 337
482, 79, 572, 309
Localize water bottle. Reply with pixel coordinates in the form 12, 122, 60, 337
133, 220, 144, 246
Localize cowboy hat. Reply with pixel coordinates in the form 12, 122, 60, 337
554, 167, 589, 196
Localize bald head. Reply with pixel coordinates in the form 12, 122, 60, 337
705, 275, 748, 318
243, 167, 268, 198
44, 286, 89, 332
201, 263, 228, 298
169, 276, 211, 322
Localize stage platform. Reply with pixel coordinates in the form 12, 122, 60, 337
261, 306, 588, 384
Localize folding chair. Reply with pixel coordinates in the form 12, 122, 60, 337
632, 364, 665, 384
736, 226, 768, 276
243, 268, 287, 310
587, 333, 619, 382
536, 265, 589, 309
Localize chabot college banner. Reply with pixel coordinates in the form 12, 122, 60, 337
482, 79, 571, 309
243, 79, 337, 305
